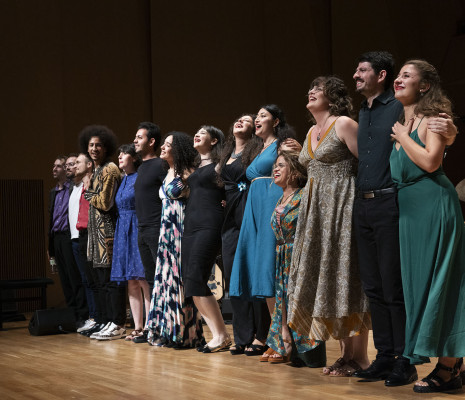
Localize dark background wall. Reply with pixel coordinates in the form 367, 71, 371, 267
1, 0, 464, 307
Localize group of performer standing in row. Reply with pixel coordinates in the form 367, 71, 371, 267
48, 51, 465, 394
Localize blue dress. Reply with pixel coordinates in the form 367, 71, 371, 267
111, 173, 145, 281
229, 142, 281, 300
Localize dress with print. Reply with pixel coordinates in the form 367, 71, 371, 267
267, 188, 319, 355
390, 126, 465, 363
288, 120, 371, 340
146, 176, 204, 347
111, 173, 145, 281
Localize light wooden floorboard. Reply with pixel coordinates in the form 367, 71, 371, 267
0, 317, 461, 399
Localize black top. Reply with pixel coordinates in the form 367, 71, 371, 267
134, 157, 167, 228
183, 163, 224, 234
356, 90, 403, 191
220, 158, 249, 236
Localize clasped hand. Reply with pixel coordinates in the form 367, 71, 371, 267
391, 118, 414, 144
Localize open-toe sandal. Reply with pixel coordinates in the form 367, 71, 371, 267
244, 343, 268, 356
268, 352, 292, 364
260, 348, 277, 362
125, 329, 142, 341
322, 357, 346, 375
330, 360, 362, 377
230, 344, 247, 355
413, 361, 463, 393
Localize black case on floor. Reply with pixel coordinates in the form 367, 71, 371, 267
28, 308, 76, 336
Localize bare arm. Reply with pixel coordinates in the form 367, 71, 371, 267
335, 116, 358, 158
391, 118, 446, 173
427, 113, 457, 145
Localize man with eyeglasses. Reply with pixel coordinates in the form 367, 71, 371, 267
48, 154, 88, 330
65, 154, 78, 180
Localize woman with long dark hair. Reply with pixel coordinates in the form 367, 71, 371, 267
216, 114, 268, 355
229, 105, 296, 355
146, 132, 204, 348
181, 126, 229, 353
390, 59, 465, 393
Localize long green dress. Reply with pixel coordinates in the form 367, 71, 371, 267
390, 127, 465, 364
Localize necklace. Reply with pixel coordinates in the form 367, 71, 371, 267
280, 189, 297, 206
231, 149, 242, 159
261, 138, 277, 153
316, 115, 332, 141
200, 158, 212, 165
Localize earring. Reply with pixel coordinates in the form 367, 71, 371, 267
420, 90, 425, 97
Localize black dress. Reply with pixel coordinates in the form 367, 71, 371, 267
220, 157, 270, 346
220, 158, 249, 288
182, 163, 224, 297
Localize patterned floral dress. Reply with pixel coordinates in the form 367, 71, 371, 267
147, 176, 204, 347
267, 189, 319, 355
288, 121, 371, 340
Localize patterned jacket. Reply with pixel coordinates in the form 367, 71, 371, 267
87, 161, 121, 268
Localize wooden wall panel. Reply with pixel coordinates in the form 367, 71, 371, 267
0, 179, 46, 311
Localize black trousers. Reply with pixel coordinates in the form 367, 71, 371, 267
53, 232, 88, 321
78, 232, 101, 322
137, 225, 160, 293
94, 268, 127, 327
230, 299, 270, 346
353, 193, 406, 358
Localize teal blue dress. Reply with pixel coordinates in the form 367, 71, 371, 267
229, 142, 281, 300
390, 127, 465, 363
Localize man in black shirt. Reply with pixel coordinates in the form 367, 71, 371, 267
352, 51, 456, 386
133, 122, 167, 304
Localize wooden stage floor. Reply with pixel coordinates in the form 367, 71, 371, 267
0, 317, 461, 400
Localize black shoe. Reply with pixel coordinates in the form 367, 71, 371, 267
353, 357, 395, 381
385, 358, 418, 386
133, 330, 148, 343
82, 323, 105, 337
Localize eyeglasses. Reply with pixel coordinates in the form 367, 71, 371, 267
308, 87, 324, 95
65, 162, 75, 168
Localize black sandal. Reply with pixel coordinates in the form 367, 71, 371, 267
413, 360, 463, 393
230, 344, 247, 355
244, 343, 268, 356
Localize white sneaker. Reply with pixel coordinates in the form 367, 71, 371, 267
77, 319, 96, 333
90, 322, 112, 339
95, 322, 126, 341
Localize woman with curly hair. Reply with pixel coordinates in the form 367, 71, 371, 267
262, 150, 322, 364
287, 77, 371, 374
181, 125, 229, 353
146, 132, 204, 348
390, 60, 465, 393
229, 105, 296, 356
79, 125, 126, 340
216, 114, 270, 355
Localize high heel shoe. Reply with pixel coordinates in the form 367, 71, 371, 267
201, 337, 232, 353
